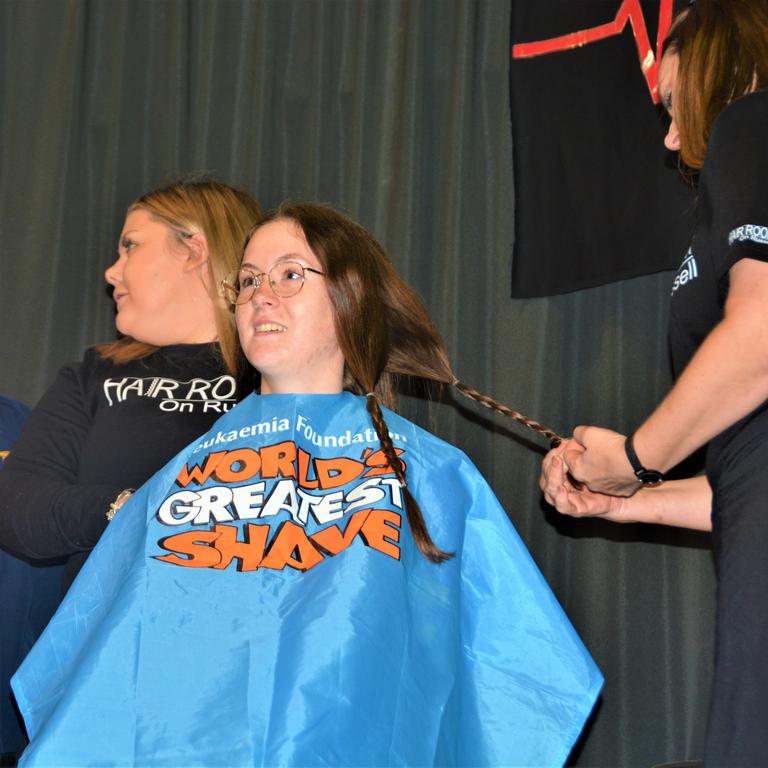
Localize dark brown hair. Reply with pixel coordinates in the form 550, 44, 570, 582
98, 178, 262, 377
663, 0, 768, 168
247, 203, 559, 563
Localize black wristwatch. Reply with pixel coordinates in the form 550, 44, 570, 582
624, 435, 664, 486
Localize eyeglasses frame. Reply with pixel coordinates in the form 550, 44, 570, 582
220, 261, 325, 305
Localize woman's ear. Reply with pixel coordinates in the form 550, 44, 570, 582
182, 233, 210, 273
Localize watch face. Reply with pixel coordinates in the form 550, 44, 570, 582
638, 470, 664, 486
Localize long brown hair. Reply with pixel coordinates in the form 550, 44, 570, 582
247, 203, 559, 563
664, 0, 768, 169
98, 178, 262, 377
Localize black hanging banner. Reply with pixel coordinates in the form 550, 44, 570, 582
510, 0, 694, 298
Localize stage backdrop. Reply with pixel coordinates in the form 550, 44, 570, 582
0, 1, 715, 766
510, 0, 695, 297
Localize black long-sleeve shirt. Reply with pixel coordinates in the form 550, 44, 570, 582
0, 343, 240, 591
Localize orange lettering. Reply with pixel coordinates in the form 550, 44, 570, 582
212, 523, 269, 572
297, 447, 318, 489
175, 451, 227, 487
359, 510, 401, 560
362, 448, 405, 478
260, 441, 297, 479
213, 448, 261, 483
311, 509, 371, 555
315, 457, 364, 489
155, 529, 221, 567
260, 521, 323, 571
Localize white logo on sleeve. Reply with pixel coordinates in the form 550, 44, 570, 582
671, 247, 699, 295
728, 224, 768, 247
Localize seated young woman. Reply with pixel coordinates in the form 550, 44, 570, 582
12, 203, 602, 768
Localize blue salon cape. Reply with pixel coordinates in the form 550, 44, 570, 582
13, 392, 601, 767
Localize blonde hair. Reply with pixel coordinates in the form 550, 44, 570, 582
98, 178, 262, 376
664, 0, 768, 169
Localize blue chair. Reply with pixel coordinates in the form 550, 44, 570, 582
0, 397, 65, 763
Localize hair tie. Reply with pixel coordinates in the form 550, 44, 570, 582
452, 378, 460, 386
365, 392, 376, 398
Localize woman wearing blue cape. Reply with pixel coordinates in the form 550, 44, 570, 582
13, 203, 602, 767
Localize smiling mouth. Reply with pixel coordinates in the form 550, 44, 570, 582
254, 323, 286, 333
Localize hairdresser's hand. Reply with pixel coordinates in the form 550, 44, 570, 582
540, 440, 629, 519
563, 426, 640, 497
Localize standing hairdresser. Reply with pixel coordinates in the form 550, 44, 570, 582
540, 2, 768, 764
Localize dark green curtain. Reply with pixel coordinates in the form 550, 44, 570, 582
0, 1, 715, 765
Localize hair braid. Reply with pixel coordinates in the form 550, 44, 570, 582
453, 381, 563, 447
366, 394, 453, 563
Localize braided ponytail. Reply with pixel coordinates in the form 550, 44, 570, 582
452, 381, 562, 447
365, 393, 452, 563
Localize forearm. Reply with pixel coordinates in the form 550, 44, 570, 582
635, 312, 768, 472
614, 476, 712, 530
0, 359, 117, 559
0, 465, 118, 559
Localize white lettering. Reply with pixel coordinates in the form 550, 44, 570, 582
156, 476, 406, 528
211, 376, 237, 400
153, 379, 180, 399
157, 490, 201, 525
231, 482, 267, 519
260, 479, 299, 519
671, 247, 699, 296
729, 224, 768, 246
103, 375, 237, 411
344, 478, 388, 515
191, 487, 235, 526
185, 379, 212, 400
309, 491, 345, 525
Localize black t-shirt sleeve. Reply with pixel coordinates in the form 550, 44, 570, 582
706, 92, 768, 278
0, 360, 121, 559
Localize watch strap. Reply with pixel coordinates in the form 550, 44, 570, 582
624, 435, 664, 486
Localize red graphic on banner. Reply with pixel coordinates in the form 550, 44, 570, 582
512, 0, 674, 103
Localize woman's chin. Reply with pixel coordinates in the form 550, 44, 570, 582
114, 315, 132, 337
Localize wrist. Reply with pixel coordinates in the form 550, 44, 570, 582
633, 426, 676, 474
106, 488, 135, 522
611, 495, 634, 523
624, 434, 664, 487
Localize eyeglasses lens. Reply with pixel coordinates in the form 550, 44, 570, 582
269, 262, 305, 298
226, 261, 306, 304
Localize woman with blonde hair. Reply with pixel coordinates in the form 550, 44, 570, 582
541, 1, 768, 763
0, 178, 262, 594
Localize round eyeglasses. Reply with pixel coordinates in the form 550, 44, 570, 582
221, 261, 325, 305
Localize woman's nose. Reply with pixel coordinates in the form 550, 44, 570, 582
249, 275, 277, 304
104, 257, 122, 286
